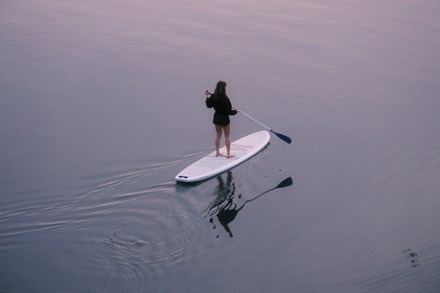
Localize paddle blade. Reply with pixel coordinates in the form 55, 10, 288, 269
276, 177, 293, 189
271, 130, 292, 144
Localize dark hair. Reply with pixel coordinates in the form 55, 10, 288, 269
214, 81, 227, 96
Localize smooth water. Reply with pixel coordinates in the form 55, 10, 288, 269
1, 0, 440, 292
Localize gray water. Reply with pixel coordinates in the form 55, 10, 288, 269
1, 0, 440, 292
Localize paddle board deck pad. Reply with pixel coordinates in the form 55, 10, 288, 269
176, 130, 270, 183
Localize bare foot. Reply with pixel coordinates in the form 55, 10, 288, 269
227, 154, 235, 158
216, 153, 223, 157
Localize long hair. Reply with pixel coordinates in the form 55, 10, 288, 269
214, 81, 227, 96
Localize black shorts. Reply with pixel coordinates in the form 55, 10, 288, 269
213, 113, 230, 126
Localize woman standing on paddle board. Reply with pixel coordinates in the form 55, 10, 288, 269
205, 81, 239, 158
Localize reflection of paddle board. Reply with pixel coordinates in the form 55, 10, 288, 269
176, 131, 270, 183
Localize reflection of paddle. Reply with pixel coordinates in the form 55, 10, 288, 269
242, 177, 293, 206
210, 176, 293, 238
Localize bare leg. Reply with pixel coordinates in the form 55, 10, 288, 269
224, 124, 234, 158
215, 125, 223, 156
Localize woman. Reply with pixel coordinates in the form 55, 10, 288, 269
205, 81, 239, 158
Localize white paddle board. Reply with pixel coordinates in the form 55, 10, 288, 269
176, 130, 270, 183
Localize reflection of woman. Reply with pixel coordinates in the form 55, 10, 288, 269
205, 81, 240, 158
206, 172, 242, 238
217, 198, 242, 238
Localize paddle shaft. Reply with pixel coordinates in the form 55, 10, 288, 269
237, 109, 292, 144
238, 110, 271, 131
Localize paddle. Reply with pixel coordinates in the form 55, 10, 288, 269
238, 110, 292, 144
206, 91, 292, 144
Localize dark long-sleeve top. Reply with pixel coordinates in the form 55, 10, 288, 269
205, 94, 237, 126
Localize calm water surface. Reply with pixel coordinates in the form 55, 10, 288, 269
1, 0, 440, 292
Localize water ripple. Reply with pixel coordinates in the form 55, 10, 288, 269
356, 244, 440, 292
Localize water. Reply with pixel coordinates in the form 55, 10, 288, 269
1, 0, 440, 292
